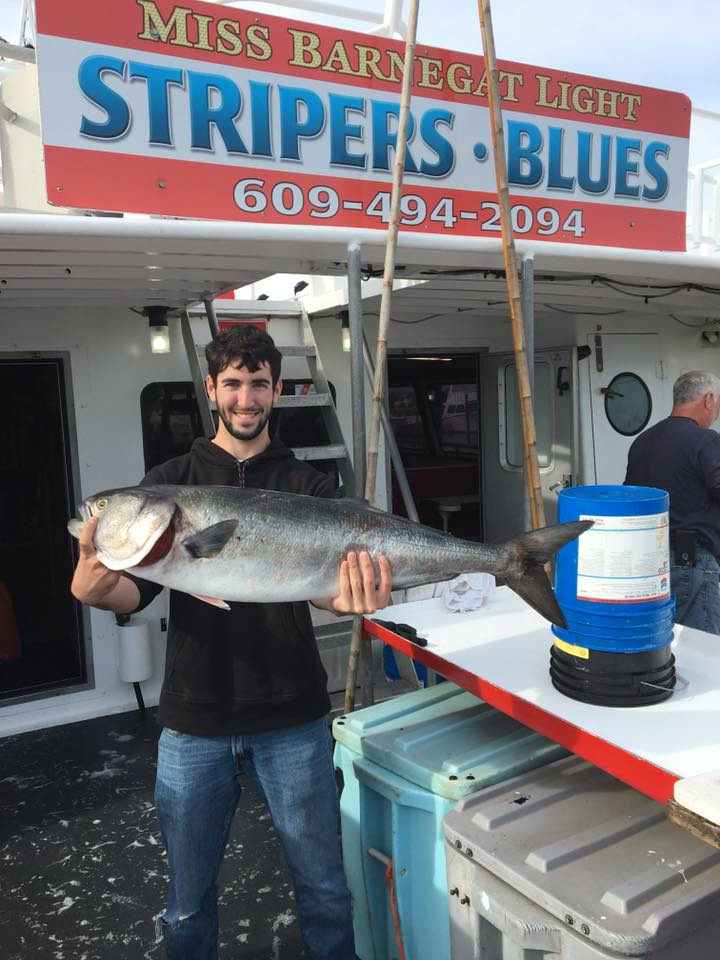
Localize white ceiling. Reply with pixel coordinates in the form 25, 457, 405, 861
2, 211, 720, 324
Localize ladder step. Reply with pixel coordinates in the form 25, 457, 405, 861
275, 393, 333, 408
195, 343, 314, 361
183, 302, 357, 496
191, 302, 303, 319
274, 345, 316, 357
291, 444, 348, 461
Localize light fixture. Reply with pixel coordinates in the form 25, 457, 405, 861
145, 305, 171, 354
340, 310, 351, 353
293, 280, 309, 296
702, 329, 720, 345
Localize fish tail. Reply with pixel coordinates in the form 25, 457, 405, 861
500, 520, 593, 627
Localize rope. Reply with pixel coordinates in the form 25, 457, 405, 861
384, 857, 407, 960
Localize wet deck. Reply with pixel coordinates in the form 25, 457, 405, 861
0, 708, 309, 959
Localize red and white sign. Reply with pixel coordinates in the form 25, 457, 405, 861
217, 317, 267, 332
35, 0, 691, 250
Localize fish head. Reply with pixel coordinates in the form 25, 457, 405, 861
67, 487, 177, 570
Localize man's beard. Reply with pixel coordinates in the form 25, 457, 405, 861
218, 405, 272, 442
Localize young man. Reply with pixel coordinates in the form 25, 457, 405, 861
71, 325, 392, 960
625, 369, 720, 633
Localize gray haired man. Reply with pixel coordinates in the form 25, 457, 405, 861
625, 370, 720, 633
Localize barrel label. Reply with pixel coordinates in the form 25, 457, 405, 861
554, 637, 590, 659
575, 512, 670, 602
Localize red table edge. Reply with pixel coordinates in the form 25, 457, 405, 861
363, 618, 679, 805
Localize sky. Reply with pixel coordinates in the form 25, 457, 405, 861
2, 0, 718, 163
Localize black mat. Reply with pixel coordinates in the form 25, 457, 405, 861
0, 708, 307, 959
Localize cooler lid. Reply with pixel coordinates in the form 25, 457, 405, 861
333, 682, 566, 800
444, 756, 720, 953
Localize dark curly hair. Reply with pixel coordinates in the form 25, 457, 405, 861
205, 324, 282, 385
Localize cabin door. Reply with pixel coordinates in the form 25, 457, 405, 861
480, 348, 575, 541
586, 332, 666, 485
387, 354, 481, 539
0, 356, 87, 702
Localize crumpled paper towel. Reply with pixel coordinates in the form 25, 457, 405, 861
443, 573, 496, 613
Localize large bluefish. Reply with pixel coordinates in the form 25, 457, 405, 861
67, 485, 591, 626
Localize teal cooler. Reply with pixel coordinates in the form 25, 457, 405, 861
332, 683, 568, 960
552, 485, 676, 707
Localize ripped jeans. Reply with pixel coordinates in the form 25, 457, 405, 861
154, 717, 355, 960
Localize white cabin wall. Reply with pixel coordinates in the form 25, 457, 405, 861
572, 311, 720, 485
312, 300, 720, 499
308, 300, 581, 508
0, 307, 205, 735
2, 291, 718, 735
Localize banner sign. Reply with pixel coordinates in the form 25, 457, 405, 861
217, 317, 267, 331
35, 0, 690, 250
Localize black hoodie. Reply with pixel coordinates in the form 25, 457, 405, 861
129, 437, 334, 735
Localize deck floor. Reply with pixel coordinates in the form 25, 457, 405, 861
0, 708, 310, 959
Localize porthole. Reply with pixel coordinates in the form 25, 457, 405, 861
603, 372, 652, 436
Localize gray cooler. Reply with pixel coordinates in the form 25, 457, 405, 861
444, 756, 720, 959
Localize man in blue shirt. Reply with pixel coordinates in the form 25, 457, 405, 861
625, 370, 720, 633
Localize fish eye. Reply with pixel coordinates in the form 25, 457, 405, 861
96, 498, 108, 510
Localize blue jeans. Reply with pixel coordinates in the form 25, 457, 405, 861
154, 717, 355, 960
671, 547, 720, 633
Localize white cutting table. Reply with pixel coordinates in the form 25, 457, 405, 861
364, 587, 720, 815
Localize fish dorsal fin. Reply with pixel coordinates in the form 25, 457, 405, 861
182, 520, 238, 559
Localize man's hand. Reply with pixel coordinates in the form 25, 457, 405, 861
313, 551, 392, 615
70, 518, 139, 613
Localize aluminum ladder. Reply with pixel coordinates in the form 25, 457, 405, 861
181, 300, 355, 493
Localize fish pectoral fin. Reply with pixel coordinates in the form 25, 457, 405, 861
191, 593, 231, 611
182, 520, 239, 559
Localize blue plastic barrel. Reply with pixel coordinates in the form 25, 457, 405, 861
551, 485, 676, 706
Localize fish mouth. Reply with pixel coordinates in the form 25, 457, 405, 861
66, 500, 91, 538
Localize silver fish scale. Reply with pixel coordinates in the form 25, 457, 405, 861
131, 485, 509, 603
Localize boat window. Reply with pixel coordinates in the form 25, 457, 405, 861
141, 382, 205, 472
603, 372, 652, 436
0, 356, 86, 700
438, 383, 479, 453
501, 362, 553, 469
389, 386, 427, 454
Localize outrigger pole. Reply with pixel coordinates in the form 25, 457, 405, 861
344, 0, 421, 715
476, 0, 546, 530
